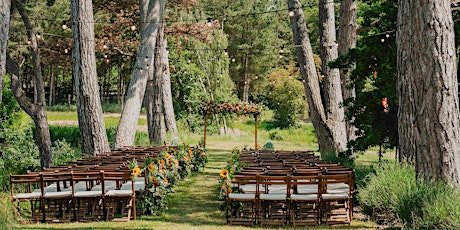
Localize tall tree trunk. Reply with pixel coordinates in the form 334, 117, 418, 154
71, 0, 110, 155
8, 0, 53, 168
338, 0, 357, 143
161, 37, 178, 135
49, 66, 54, 107
242, 55, 250, 103
287, 0, 347, 154
0, 0, 11, 106
146, 6, 165, 144
397, 0, 460, 184
114, 0, 161, 148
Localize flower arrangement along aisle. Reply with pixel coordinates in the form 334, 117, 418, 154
218, 148, 244, 212
131, 143, 207, 216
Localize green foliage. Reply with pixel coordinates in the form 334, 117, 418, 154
331, 0, 398, 153
268, 131, 284, 141
358, 163, 460, 228
52, 140, 81, 165
262, 141, 274, 150
0, 76, 22, 131
0, 127, 40, 191
0, 192, 14, 229
48, 126, 80, 148
265, 65, 306, 129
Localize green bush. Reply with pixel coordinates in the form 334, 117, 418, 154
48, 104, 76, 112
53, 140, 81, 165
269, 131, 284, 140
0, 127, 40, 191
0, 192, 14, 229
358, 162, 460, 228
48, 126, 80, 148
262, 141, 274, 150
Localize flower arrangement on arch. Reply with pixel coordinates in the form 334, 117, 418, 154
201, 101, 262, 118
127, 159, 143, 180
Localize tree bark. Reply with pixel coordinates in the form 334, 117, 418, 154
397, 0, 460, 184
287, 0, 347, 154
71, 0, 110, 155
161, 36, 178, 135
146, 6, 165, 144
338, 0, 357, 142
114, 0, 161, 148
0, 0, 11, 106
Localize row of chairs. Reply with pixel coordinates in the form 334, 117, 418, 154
226, 172, 354, 227
9, 146, 174, 223
10, 170, 141, 223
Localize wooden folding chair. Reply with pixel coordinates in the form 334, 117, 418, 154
289, 174, 320, 227
103, 171, 136, 222
319, 172, 353, 225
258, 175, 290, 227
71, 171, 105, 221
10, 173, 42, 222
40, 172, 73, 223
226, 174, 259, 226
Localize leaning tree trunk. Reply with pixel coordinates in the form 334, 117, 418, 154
287, 0, 347, 154
397, 0, 460, 185
6, 0, 53, 168
338, 0, 358, 142
161, 36, 178, 135
71, 0, 110, 155
146, 7, 166, 144
0, 0, 11, 106
114, 0, 161, 147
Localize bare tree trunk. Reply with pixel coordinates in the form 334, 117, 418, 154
146, 6, 165, 144
397, 0, 460, 185
49, 66, 54, 107
161, 37, 178, 135
0, 0, 11, 106
287, 0, 347, 154
242, 55, 250, 103
71, 0, 110, 155
114, 0, 161, 148
338, 0, 357, 142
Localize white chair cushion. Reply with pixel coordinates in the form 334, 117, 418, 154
260, 194, 286, 200
327, 189, 350, 194
13, 192, 41, 199
290, 194, 318, 201
297, 184, 318, 194
240, 184, 264, 193
327, 183, 349, 190
322, 193, 349, 200
228, 193, 255, 200
106, 189, 132, 197
44, 191, 72, 198
74, 190, 103, 198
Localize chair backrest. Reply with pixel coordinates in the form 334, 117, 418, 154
229, 174, 259, 195
10, 173, 41, 197
103, 171, 132, 191
289, 174, 320, 195
258, 175, 290, 195
40, 172, 73, 193
319, 173, 353, 194
71, 171, 104, 192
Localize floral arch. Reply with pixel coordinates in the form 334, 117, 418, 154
201, 101, 262, 149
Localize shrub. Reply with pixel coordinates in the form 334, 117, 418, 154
269, 131, 284, 140
0, 127, 40, 191
53, 140, 81, 165
358, 162, 415, 224
48, 126, 80, 148
262, 141, 274, 150
0, 192, 14, 229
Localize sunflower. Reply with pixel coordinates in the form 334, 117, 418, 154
174, 160, 179, 166
159, 159, 165, 165
147, 164, 155, 172
164, 178, 169, 184
132, 167, 141, 177
220, 169, 229, 178
184, 156, 190, 161
165, 153, 172, 159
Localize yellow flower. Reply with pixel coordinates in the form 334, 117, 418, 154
227, 186, 232, 193
159, 159, 165, 165
147, 164, 155, 172
184, 156, 190, 161
174, 160, 179, 166
220, 169, 229, 178
229, 158, 234, 163
132, 167, 141, 177
165, 153, 172, 159
164, 178, 169, 184
231, 169, 236, 174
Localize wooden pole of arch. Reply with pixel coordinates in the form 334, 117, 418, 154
255, 116, 258, 150
204, 115, 207, 147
